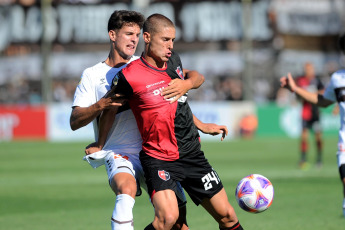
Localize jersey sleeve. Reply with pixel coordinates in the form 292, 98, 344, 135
316, 77, 324, 90
323, 74, 337, 102
112, 71, 133, 97
72, 69, 95, 108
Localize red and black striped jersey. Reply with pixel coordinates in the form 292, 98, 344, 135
113, 52, 201, 161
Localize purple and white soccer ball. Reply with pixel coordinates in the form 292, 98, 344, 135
235, 174, 274, 213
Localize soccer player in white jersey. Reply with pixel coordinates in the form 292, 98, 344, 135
280, 34, 345, 217
70, 10, 228, 230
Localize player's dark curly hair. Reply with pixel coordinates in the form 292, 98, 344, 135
108, 10, 145, 32
338, 33, 345, 54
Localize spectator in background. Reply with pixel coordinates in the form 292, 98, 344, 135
239, 114, 258, 139
295, 62, 325, 169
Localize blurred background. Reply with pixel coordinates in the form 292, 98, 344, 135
0, 0, 344, 142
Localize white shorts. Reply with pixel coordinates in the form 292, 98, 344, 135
84, 150, 186, 204
104, 151, 147, 195
84, 150, 147, 194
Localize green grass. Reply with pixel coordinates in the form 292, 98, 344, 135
1, 137, 344, 229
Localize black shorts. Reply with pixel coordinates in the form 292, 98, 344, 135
302, 117, 321, 132
139, 150, 223, 205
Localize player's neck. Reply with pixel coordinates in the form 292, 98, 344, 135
142, 53, 166, 69
105, 50, 131, 68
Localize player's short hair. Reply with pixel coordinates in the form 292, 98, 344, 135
108, 10, 145, 32
338, 33, 345, 54
143, 13, 175, 35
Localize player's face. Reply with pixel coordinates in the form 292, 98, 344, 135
111, 24, 141, 60
304, 63, 315, 79
147, 26, 175, 66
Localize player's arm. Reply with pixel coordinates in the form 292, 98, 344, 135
193, 114, 228, 141
70, 94, 126, 131
280, 73, 334, 108
84, 107, 119, 155
161, 69, 205, 103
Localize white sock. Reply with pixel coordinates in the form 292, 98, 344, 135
343, 198, 345, 218
111, 194, 135, 230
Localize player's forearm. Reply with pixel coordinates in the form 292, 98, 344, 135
193, 114, 206, 132
293, 86, 319, 104
70, 103, 103, 131
97, 108, 118, 149
185, 70, 205, 89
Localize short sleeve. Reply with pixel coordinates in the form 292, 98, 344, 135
72, 69, 95, 108
112, 71, 133, 97
323, 76, 336, 102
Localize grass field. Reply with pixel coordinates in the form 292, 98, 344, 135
1, 137, 344, 230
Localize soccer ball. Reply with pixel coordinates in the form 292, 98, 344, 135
235, 174, 274, 213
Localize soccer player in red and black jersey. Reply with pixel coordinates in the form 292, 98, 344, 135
96, 14, 243, 230
296, 62, 325, 169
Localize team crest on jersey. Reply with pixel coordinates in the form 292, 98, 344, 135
158, 170, 170, 181
112, 73, 120, 87
175, 66, 184, 79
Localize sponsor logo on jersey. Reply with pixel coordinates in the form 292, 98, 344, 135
146, 81, 165, 88
175, 66, 184, 79
158, 170, 170, 181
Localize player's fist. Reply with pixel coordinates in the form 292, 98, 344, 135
85, 142, 101, 155
280, 73, 297, 92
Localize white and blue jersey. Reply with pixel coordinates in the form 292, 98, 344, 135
323, 69, 345, 166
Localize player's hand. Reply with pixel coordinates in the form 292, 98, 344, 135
280, 73, 297, 92
85, 142, 102, 155
161, 79, 192, 103
98, 94, 127, 110
200, 123, 228, 141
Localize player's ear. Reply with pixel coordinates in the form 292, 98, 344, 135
143, 32, 150, 43
109, 30, 117, 42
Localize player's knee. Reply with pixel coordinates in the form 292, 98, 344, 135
118, 184, 137, 197
155, 211, 179, 229
218, 206, 238, 226
111, 180, 137, 198
164, 211, 179, 226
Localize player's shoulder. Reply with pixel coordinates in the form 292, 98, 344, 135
329, 69, 345, 87
82, 62, 110, 81
332, 69, 345, 78
122, 57, 144, 74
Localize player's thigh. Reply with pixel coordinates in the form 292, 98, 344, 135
152, 189, 179, 221
201, 188, 238, 222
106, 153, 136, 192
111, 172, 137, 197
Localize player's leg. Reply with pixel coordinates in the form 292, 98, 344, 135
139, 152, 181, 230
201, 188, 243, 230
337, 152, 345, 217
300, 121, 309, 168
173, 204, 188, 230
132, 153, 188, 230
149, 189, 180, 230
181, 150, 243, 229
173, 182, 189, 230
106, 153, 137, 230
313, 120, 323, 167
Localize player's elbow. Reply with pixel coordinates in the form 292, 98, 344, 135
194, 73, 205, 89
70, 121, 78, 131
70, 117, 82, 131
316, 95, 333, 108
